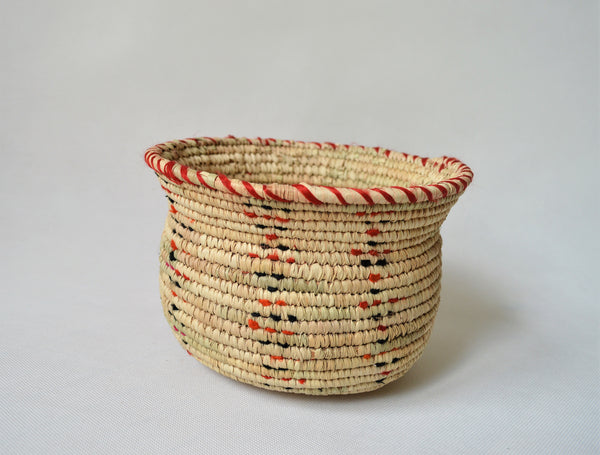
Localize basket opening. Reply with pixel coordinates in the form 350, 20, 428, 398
162, 143, 456, 189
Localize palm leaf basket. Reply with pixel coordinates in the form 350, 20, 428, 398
144, 136, 473, 395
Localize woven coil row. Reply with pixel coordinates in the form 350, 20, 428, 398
145, 136, 472, 395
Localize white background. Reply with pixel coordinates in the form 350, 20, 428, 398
2, 1, 598, 453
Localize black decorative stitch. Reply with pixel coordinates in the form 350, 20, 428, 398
267, 286, 278, 292
375, 362, 386, 367
276, 245, 289, 251
375, 259, 388, 266
370, 289, 381, 294
263, 364, 288, 371
361, 259, 372, 267
288, 315, 297, 322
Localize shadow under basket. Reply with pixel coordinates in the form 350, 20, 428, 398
144, 136, 473, 395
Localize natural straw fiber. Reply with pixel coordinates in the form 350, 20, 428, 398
144, 136, 473, 395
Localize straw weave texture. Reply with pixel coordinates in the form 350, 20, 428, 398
145, 136, 472, 395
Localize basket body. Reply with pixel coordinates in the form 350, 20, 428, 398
145, 136, 472, 395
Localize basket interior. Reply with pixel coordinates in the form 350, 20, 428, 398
162, 143, 457, 188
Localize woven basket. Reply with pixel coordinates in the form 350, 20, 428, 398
144, 136, 473, 395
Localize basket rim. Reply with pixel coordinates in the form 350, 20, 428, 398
144, 135, 473, 205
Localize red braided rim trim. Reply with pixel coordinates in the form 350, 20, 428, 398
144, 136, 473, 205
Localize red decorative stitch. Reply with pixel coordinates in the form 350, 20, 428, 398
440, 179, 461, 191
244, 210, 258, 218
275, 300, 286, 306
350, 188, 375, 205
286, 258, 295, 263
369, 273, 381, 283
248, 319, 260, 330
169, 204, 177, 214
377, 325, 387, 331
372, 187, 396, 204
275, 216, 290, 223
170, 239, 178, 250
265, 233, 278, 241
179, 165, 194, 184
368, 250, 378, 256
265, 327, 277, 333
366, 229, 380, 237
271, 355, 284, 361
322, 186, 348, 205
259, 299, 272, 306
196, 171, 216, 190
363, 354, 371, 359
356, 212, 366, 216
391, 186, 417, 203
242, 180, 264, 199
381, 371, 391, 376
293, 184, 323, 205
163, 161, 183, 184
359, 301, 369, 309
248, 253, 259, 258
351, 249, 363, 256
267, 253, 279, 261
218, 175, 242, 195
432, 184, 448, 198
263, 185, 291, 202
298, 379, 306, 385
413, 185, 434, 201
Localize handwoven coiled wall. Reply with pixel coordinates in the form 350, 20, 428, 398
145, 136, 472, 395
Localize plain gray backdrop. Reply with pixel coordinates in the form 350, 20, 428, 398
2, 1, 598, 454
